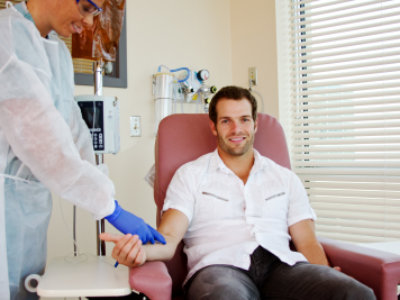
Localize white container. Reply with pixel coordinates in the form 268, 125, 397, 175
153, 72, 174, 100
153, 72, 175, 132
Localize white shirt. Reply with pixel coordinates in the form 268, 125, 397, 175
163, 149, 316, 283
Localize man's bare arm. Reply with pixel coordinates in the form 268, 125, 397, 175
100, 209, 188, 267
144, 209, 189, 261
289, 219, 330, 266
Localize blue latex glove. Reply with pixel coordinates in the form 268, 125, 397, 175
105, 200, 166, 244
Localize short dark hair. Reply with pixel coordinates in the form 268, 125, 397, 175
208, 85, 257, 124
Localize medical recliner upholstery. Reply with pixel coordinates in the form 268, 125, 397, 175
129, 113, 400, 300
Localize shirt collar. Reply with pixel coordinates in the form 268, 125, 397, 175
252, 149, 267, 173
209, 149, 230, 174
210, 148, 266, 175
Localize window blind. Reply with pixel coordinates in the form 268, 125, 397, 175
276, 0, 400, 243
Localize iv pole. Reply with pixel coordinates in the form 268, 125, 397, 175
71, 61, 106, 257
94, 60, 106, 256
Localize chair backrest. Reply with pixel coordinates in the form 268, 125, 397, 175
154, 113, 291, 294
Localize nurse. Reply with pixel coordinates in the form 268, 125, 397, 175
0, 1, 164, 299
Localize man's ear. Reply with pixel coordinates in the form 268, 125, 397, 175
209, 120, 218, 136
254, 118, 258, 133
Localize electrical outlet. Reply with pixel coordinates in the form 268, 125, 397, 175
248, 67, 257, 87
130, 116, 141, 137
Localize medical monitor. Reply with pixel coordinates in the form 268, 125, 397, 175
75, 95, 120, 154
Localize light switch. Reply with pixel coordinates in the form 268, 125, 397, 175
130, 116, 141, 137
248, 67, 257, 86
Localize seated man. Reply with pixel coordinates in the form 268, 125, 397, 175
101, 86, 375, 300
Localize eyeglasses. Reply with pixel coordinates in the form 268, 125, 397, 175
76, 0, 103, 17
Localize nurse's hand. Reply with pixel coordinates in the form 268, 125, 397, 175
105, 201, 166, 245
100, 233, 146, 268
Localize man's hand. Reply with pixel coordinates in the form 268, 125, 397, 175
101, 209, 188, 266
100, 233, 146, 268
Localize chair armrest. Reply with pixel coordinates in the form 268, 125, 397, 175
129, 261, 172, 300
319, 237, 400, 300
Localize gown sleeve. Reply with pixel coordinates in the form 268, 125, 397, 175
0, 12, 115, 219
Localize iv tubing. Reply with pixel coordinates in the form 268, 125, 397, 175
157, 65, 190, 82
157, 64, 170, 72
170, 67, 190, 82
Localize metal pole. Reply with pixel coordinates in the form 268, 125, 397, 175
95, 153, 106, 256
73, 205, 78, 256
94, 61, 106, 256
94, 60, 103, 97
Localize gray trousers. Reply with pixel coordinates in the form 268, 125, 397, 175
185, 246, 376, 300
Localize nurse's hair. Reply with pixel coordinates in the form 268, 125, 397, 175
208, 85, 257, 124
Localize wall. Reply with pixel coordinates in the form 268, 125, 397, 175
230, 0, 278, 117
47, 0, 278, 262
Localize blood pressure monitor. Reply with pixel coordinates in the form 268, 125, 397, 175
75, 95, 120, 154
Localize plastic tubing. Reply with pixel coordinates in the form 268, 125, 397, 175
157, 65, 170, 72
170, 67, 190, 82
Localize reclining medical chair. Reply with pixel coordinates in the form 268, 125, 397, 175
129, 113, 400, 300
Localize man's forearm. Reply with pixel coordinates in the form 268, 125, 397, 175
143, 209, 188, 262
289, 219, 330, 266
298, 241, 330, 266
143, 235, 180, 261
99, 209, 188, 268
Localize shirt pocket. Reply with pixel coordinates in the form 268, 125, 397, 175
195, 190, 234, 221
262, 190, 288, 217
201, 191, 229, 202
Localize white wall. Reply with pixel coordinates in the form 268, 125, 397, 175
230, 0, 278, 117
47, 0, 278, 262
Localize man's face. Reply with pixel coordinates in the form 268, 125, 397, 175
210, 98, 257, 157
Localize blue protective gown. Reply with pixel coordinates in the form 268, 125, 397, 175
0, 3, 116, 299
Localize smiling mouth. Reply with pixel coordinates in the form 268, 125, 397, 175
229, 137, 246, 143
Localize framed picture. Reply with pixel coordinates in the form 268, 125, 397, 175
70, 0, 127, 88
